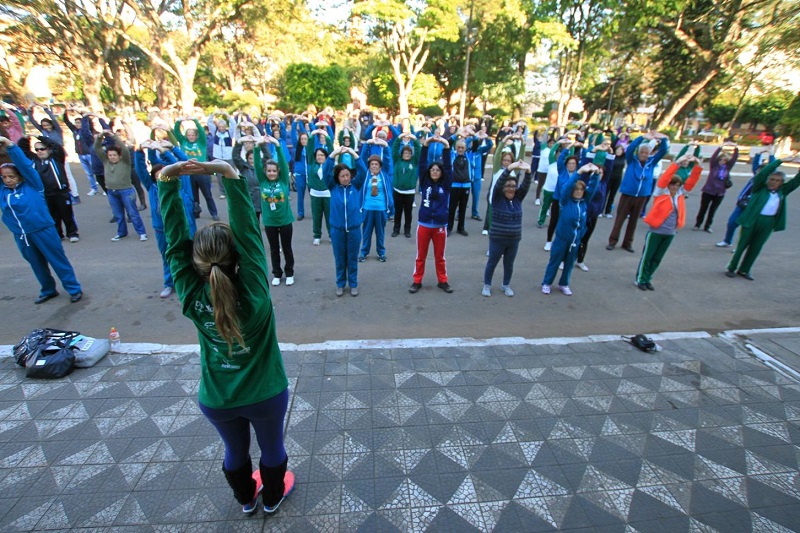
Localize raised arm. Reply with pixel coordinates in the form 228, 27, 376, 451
1, 139, 42, 188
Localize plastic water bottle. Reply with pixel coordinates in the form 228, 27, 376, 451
109, 327, 121, 351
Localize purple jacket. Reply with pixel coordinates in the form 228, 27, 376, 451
701, 146, 738, 197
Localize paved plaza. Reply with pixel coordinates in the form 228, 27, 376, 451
1, 330, 799, 532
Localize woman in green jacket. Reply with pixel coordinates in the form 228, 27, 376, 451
172, 118, 218, 220
158, 158, 294, 515
255, 136, 296, 286
726, 159, 799, 280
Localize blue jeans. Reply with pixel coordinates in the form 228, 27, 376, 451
190, 174, 218, 217
484, 237, 520, 286
294, 172, 306, 217
331, 226, 361, 288
108, 188, 147, 237
199, 389, 288, 471
78, 154, 98, 191
723, 205, 744, 245
361, 209, 387, 257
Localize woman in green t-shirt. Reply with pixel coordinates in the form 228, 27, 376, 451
157, 158, 294, 515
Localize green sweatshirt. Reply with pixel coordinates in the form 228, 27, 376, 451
94, 135, 132, 190
159, 176, 288, 409
392, 136, 421, 191
306, 132, 334, 192
255, 143, 295, 227
675, 144, 702, 183
173, 119, 208, 160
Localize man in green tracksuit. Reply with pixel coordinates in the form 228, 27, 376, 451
726, 159, 799, 280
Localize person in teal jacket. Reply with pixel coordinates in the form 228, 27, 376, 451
726, 159, 799, 280
157, 158, 294, 515
172, 118, 218, 220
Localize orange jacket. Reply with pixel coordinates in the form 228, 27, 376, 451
643, 163, 701, 230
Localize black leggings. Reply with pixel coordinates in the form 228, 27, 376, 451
393, 191, 414, 234
547, 201, 561, 242
695, 193, 724, 230
264, 223, 294, 278
577, 215, 599, 263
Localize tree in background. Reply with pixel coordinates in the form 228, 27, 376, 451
1, 0, 127, 111
280, 63, 350, 112
120, 0, 256, 113
353, 0, 460, 116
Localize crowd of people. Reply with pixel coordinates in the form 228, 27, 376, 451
2, 101, 799, 303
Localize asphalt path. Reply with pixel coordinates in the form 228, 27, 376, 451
2, 158, 799, 346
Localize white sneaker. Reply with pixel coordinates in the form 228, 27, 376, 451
69, 236, 80, 243
160, 286, 173, 298
482, 284, 491, 297
501, 285, 514, 297
139, 234, 148, 241
716, 241, 731, 247
87, 189, 98, 196
481, 230, 488, 236
285, 276, 294, 286
486, 249, 490, 256
576, 262, 589, 272
102, 191, 107, 196
219, 194, 226, 199
544, 242, 552, 252
271, 277, 280, 286
558, 262, 564, 270
535, 198, 541, 205
605, 213, 613, 219
313, 238, 320, 246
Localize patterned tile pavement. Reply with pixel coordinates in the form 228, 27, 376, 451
1, 333, 800, 532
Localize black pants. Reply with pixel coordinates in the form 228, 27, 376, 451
265, 223, 294, 278
695, 192, 724, 230
393, 191, 414, 234
448, 186, 469, 231
603, 177, 622, 215
577, 214, 598, 263
535, 172, 546, 200
45, 192, 79, 238
130, 170, 147, 208
547, 201, 561, 242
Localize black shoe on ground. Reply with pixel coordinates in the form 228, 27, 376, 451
725, 270, 736, 278
437, 282, 453, 293
471, 215, 482, 221
457, 229, 469, 237
637, 283, 647, 291
737, 271, 754, 281
645, 283, 654, 291
447, 230, 452, 236
296, 216, 304, 221
35, 292, 59, 304
622, 246, 635, 253
109, 216, 117, 223
70, 292, 83, 303
391, 230, 399, 237
404, 232, 411, 238
606, 244, 615, 251
409, 283, 421, 294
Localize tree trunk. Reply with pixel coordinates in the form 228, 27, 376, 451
82, 60, 105, 112
176, 56, 200, 114
397, 85, 409, 117
653, 64, 719, 130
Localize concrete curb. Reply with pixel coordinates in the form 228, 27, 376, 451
6, 328, 776, 357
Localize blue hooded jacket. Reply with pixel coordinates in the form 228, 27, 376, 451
417, 145, 453, 227
1, 145, 56, 238
325, 157, 366, 231
619, 136, 669, 198
555, 172, 600, 247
